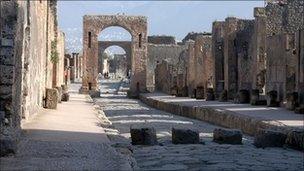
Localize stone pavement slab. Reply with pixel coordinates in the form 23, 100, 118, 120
96, 80, 304, 170
0, 83, 131, 170
140, 92, 304, 136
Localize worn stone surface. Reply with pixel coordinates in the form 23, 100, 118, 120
172, 128, 199, 144
61, 93, 70, 102
267, 90, 280, 107
130, 126, 158, 145
0, 138, 17, 157
286, 92, 299, 110
213, 128, 243, 145
55, 86, 63, 103
238, 90, 250, 104
285, 130, 304, 150
254, 129, 287, 148
140, 92, 304, 137
97, 80, 304, 170
148, 36, 176, 45
81, 15, 148, 96
45, 88, 59, 109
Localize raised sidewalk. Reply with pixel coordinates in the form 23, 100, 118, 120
140, 92, 304, 136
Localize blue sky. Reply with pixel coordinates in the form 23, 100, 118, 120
58, 1, 264, 53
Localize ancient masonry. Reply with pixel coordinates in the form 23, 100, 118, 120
152, 0, 304, 113
1, 0, 66, 156
1, 0, 304, 156
80, 15, 149, 97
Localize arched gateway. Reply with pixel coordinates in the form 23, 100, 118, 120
80, 15, 148, 97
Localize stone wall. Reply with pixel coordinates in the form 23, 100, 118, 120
148, 36, 176, 45
265, 0, 304, 104
147, 43, 188, 91
81, 15, 148, 96
155, 61, 175, 94
0, 0, 65, 156
194, 34, 213, 98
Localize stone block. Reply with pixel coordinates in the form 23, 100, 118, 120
267, 90, 280, 107
55, 86, 63, 103
239, 89, 250, 104
250, 89, 259, 105
219, 90, 227, 102
170, 86, 178, 96
285, 130, 304, 150
45, 88, 59, 109
294, 106, 304, 114
206, 88, 215, 101
61, 84, 68, 93
196, 86, 204, 99
61, 93, 70, 102
286, 92, 299, 110
0, 85, 12, 96
177, 86, 188, 97
0, 138, 17, 157
0, 65, 14, 84
254, 129, 287, 148
172, 128, 199, 144
213, 128, 243, 144
130, 126, 158, 145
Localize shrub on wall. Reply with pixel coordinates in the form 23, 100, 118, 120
50, 40, 59, 64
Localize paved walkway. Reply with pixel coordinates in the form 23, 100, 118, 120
0, 84, 131, 170
141, 93, 304, 129
96, 80, 304, 170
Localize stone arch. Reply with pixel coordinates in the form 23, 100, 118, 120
98, 41, 132, 75
80, 15, 148, 97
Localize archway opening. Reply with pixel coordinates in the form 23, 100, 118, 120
98, 26, 132, 94
100, 45, 128, 79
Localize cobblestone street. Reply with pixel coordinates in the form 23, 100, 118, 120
95, 80, 304, 170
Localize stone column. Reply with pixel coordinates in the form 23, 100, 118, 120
186, 41, 196, 98
252, 8, 267, 94
224, 17, 239, 100
75, 53, 79, 80
212, 21, 226, 97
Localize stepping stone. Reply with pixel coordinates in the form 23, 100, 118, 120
254, 129, 287, 148
130, 125, 157, 145
213, 128, 242, 144
285, 130, 304, 150
172, 128, 199, 144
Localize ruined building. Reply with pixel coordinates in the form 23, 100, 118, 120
152, 0, 303, 113
0, 0, 66, 156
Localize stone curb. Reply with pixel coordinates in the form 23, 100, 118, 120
139, 94, 304, 150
